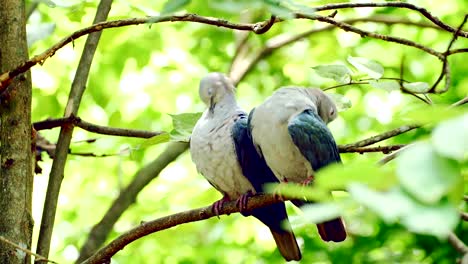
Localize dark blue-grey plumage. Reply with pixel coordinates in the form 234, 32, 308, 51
249, 87, 347, 243
190, 73, 301, 261
288, 109, 346, 242
288, 109, 341, 171
232, 114, 302, 261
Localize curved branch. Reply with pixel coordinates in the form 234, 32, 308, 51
80, 194, 282, 264
340, 125, 420, 150
313, 2, 468, 38
33, 115, 165, 138
339, 144, 405, 154
76, 143, 188, 262
0, 14, 276, 92
295, 13, 444, 59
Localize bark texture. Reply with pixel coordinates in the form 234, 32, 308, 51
0, 0, 34, 263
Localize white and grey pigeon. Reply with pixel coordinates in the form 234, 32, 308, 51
249, 87, 347, 242
190, 73, 302, 261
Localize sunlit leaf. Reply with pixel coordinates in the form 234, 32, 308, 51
395, 105, 466, 125
161, 0, 191, 14
301, 202, 342, 223
169, 112, 203, 142
315, 162, 397, 191
27, 23, 56, 47
403, 82, 430, 93
138, 133, 171, 148
349, 184, 414, 223
264, 183, 331, 202
369, 80, 400, 92
396, 142, 460, 204
347, 56, 384, 79
402, 200, 459, 239
327, 93, 352, 111
432, 114, 468, 161
312, 64, 351, 83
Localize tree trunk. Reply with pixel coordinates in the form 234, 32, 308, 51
0, 0, 34, 263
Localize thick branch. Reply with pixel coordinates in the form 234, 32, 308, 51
80, 194, 282, 264
35, 0, 113, 261
33, 116, 165, 138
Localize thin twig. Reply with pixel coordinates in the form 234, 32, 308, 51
448, 232, 468, 254
33, 116, 165, 138
4, 4, 468, 91
341, 125, 419, 150
339, 144, 405, 154
313, 2, 468, 38
0, 236, 57, 264
377, 144, 412, 165
429, 15, 468, 93
451, 96, 468, 107
0, 14, 277, 92
461, 212, 468, 222
295, 12, 444, 59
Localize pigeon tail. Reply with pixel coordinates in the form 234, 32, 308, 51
270, 229, 302, 261
316, 217, 347, 242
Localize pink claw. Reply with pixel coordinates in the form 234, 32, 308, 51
302, 175, 314, 186
235, 190, 253, 214
212, 195, 230, 218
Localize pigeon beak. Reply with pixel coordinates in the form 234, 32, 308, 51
209, 97, 216, 114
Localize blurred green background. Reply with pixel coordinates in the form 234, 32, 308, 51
27, 0, 467, 263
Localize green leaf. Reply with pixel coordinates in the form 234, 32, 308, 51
402, 82, 430, 93
327, 93, 352, 111
396, 142, 460, 204
161, 0, 191, 14
349, 184, 414, 223
315, 162, 397, 191
432, 114, 468, 161
402, 200, 459, 239
395, 105, 466, 125
369, 80, 400, 92
138, 133, 171, 148
169, 112, 203, 142
264, 183, 331, 202
312, 64, 351, 83
300, 202, 342, 223
347, 56, 384, 79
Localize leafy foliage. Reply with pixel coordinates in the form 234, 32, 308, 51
26, 0, 468, 263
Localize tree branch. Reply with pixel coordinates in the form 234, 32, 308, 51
340, 125, 419, 151
33, 115, 165, 138
0, 14, 276, 92
3, 2, 468, 92
80, 194, 283, 264
0, 236, 56, 264
448, 232, 468, 254
35, 0, 113, 261
313, 2, 468, 38
295, 13, 444, 59
75, 142, 189, 262
339, 144, 405, 154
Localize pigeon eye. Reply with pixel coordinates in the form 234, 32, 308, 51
330, 108, 335, 117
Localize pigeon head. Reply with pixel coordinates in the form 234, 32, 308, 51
305, 88, 338, 124
199, 72, 236, 114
